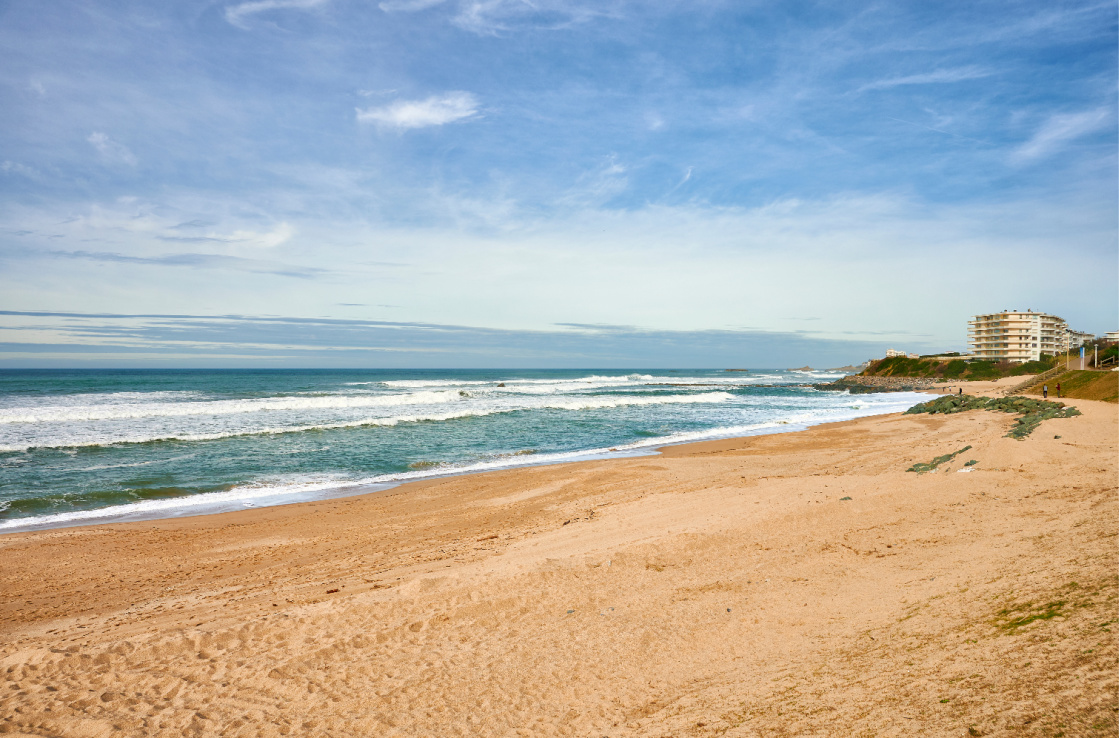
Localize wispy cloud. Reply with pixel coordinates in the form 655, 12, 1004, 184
0, 310, 904, 367
1, 1, 1115, 362
378, 0, 446, 12
1012, 109, 1112, 163
559, 156, 629, 208
453, 0, 617, 35
553, 322, 637, 332
87, 132, 137, 166
356, 88, 399, 97
35, 249, 324, 279
858, 66, 993, 92
225, 0, 329, 29
168, 219, 215, 231
1, 161, 42, 180
157, 223, 294, 249
884, 116, 986, 144
378, 0, 618, 35
356, 92, 480, 129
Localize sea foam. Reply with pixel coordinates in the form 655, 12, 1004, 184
0, 390, 925, 534
0, 391, 734, 452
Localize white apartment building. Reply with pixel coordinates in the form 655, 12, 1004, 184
967, 310, 1069, 363
885, 348, 918, 359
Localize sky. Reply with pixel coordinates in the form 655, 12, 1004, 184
0, 0, 1115, 368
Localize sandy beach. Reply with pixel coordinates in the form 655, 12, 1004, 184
1, 382, 1115, 737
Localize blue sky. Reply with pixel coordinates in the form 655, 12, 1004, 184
0, 0, 1115, 367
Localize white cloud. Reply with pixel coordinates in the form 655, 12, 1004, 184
26, 198, 294, 251
378, 0, 616, 35
225, 0, 329, 29
225, 222, 294, 248
87, 132, 137, 166
378, 0, 446, 11
1012, 109, 1111, 163
557, 156, 629, 208
162, 223, 295, 248
356, 92, 480, 129
1, 161, 41, 179
452, 0, 608, 35
858, 66, 993, 92
3, 182, 1113, 348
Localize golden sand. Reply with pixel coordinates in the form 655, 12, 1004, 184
1, 382, 1115, 736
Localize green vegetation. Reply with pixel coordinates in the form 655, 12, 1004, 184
861, 356, 944, 378
1020, 369, 1119, 403
996, 599, 1067, 633
904, 395, 1081, 439
991, 580, 1109, 634
962, 360, 1001, 380
940, 359, 967, 379
860, 355, 1056, 381
1013, 359, 1054, 374
964, 459, 978, 466
907, 445, 972, 474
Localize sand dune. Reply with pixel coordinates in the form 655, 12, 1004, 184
1, 391, 1115, 736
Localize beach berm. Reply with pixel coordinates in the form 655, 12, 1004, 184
0, 383, 1115, 736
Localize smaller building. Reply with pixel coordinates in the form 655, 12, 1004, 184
1103, 331, 1119, 343
1066, 329, 1095, 349
885, 348, 919, 359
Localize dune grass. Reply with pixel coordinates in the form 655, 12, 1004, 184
1020, 370, 1118, 403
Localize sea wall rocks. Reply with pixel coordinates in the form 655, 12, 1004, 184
813, 375, 943, 394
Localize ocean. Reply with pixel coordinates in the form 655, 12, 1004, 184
0, 369, 926, 533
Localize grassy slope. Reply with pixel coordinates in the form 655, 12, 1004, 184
861, 356, 1051, 381
1020, 370, 1119, 403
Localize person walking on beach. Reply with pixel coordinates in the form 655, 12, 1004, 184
1043, 384, 1048, 399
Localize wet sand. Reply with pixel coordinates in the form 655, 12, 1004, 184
1, 384, 1115, 736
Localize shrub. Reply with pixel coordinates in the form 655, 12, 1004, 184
963, 361, 1000, 380
1011, 360, 1052, 376
863, 356, 943, 377
941, 359, 968, 379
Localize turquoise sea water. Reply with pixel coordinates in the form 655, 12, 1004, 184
0, 369, 926, 533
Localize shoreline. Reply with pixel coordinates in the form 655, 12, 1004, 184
0, 388, 930, 536
0, 382, 1114, 734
